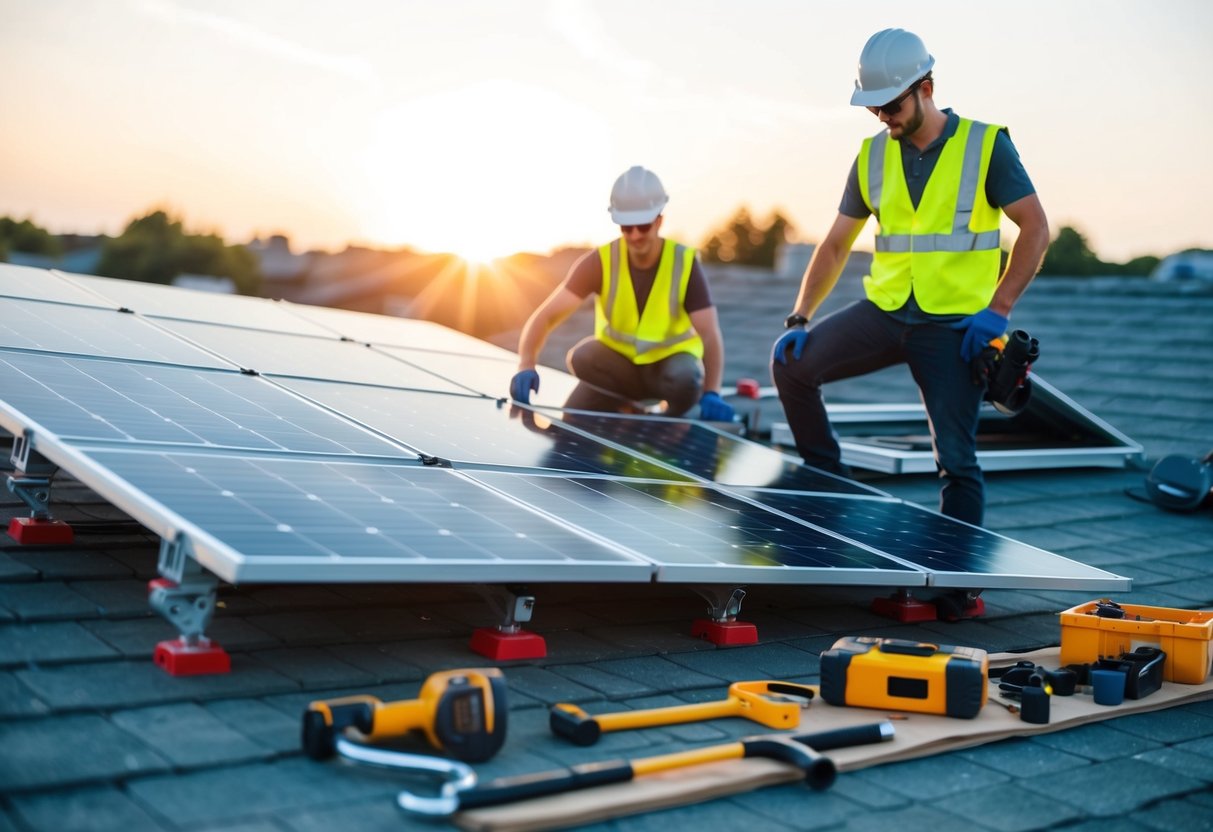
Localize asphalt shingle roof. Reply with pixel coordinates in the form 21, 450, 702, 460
2, 267, 1212, 831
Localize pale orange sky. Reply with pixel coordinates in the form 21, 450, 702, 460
2, 0, 1211, 262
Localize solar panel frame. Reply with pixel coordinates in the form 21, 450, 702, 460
0, 349, 417, 458
61, 272, 338, 337
0, 264, 114, 307
0, 297, 235, 369
730, 487, 1131, 591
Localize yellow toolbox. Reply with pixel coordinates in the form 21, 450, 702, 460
1059, 600, 1213, 684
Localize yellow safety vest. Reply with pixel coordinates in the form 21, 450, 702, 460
595, 238, 703, 365
858, 117, 1005, 314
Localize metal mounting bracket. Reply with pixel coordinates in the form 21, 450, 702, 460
475, 584, 536, 634
10, 433, 57, 476
149, 535, 218, 643
6, 476, 53, 520
693, 586, 747, 623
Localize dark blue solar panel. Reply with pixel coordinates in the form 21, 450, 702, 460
0, 350, 413, 456
469, 472, 922, 584
83, 450, 651, 583
742, 490, 1125, 589
276, 379, 691, 480
548, 411, 881, 495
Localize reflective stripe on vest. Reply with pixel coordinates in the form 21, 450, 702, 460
596, 239, 703, 364
859, 117, 1005, 314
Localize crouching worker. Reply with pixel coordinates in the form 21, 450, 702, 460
510, 166, 734, 422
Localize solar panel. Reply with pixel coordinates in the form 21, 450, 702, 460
75, 450, 653, 583
276, 379, 690, 479
281, 302, 521, 358
0, 265, 1130, 599
735, 489, 1124, 590
0, 263, 112, 307
467, 471, 924, 585
145, 318, 477, 393
63, 273, 337, 336
0, 350, 413, 457
545, 411, 881, 495
0, 297, 232, 368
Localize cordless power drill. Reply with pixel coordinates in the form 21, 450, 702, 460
979, 329, 1039, 416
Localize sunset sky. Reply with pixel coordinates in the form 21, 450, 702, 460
3, 0, 1210, 263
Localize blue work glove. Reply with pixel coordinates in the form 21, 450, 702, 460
950, 308, 1009, 363
509, 369, 540, 404
772, 328, 810, 366
698, 391, 735, 422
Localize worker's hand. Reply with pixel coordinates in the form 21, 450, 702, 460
698, 391, 735, 422
950, 308, 1008, 363
772, 328, 809, 366
509, 369, 540, 404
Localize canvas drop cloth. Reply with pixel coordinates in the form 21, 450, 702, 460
454, 648, 1213, 832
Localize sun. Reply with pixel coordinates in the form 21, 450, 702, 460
357, 81, 613, 260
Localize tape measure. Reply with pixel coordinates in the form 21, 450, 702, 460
819, 637, 987, 718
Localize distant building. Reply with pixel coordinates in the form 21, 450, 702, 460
1151, 249, 1213, 282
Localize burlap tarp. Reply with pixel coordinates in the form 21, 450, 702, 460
455, 648, 1213, 832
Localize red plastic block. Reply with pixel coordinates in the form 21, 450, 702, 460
153, 638, 231, 676
7, 517, 75, 545
469, 628, 547, 661
871, 593, 938, 623
736, 378, 761, 398
691, 618, 758, 645
935, 594, 986, 622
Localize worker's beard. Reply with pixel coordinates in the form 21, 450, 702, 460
893, 93, 925, 139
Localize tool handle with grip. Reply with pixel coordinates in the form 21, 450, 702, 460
456, 759, 634, 810
789, 720, 896, 751
550, 699, 740, 746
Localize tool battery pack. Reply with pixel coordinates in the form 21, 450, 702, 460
820, 637, 988, 718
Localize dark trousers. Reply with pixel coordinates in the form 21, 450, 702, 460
771, 300, 986, 525
565, 337, 703, 416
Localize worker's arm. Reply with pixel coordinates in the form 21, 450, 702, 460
689, 306, 726, 394
515, 287, 585, 371
988, 193, 1049, 317
789, 214, 868, 321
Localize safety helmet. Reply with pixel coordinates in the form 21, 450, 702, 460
608, 166, 668, 225
850, 28, 935, 107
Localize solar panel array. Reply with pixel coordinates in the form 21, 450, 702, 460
0, 264, 1129, 592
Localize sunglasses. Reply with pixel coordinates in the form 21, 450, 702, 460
620, 222, 655, 234
867, 77, 926, 117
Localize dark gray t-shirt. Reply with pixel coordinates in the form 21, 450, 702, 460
563, 245, 713, 314
838, 110, 1036, 321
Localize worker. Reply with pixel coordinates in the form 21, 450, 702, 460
510, 166, 735, 421
771, 28, 1049, 526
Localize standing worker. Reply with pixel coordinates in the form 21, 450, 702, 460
772, 29, 1049, 526
511, 166, 734, 422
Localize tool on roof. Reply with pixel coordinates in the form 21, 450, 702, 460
974, 328, 1039, 416
550, 680, 816, 746
302, 668, 507, 763
398, 721, 895, 818
820, 637, 988, 718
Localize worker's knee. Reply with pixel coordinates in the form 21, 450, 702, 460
652, 357, 702, 415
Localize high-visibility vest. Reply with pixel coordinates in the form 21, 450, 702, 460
858, 117, 1005, 314
595, 238, 703, 365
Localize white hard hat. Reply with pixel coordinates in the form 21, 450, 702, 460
850, 28, 935, 107
608, 166, 668, 225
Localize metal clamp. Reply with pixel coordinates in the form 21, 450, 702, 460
693, 586, 746, 623
6, 477, 53, 520
476, 585, 535, 634
10, 433, 57, 476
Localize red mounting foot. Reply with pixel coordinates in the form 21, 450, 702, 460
470, 628, 547, 661
153, 638, 231, 676
691, 618, 758, 645
7, 517, 75, 545
871, 592, 938, 623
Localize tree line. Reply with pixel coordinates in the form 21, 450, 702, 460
0, 208, 1162, 287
